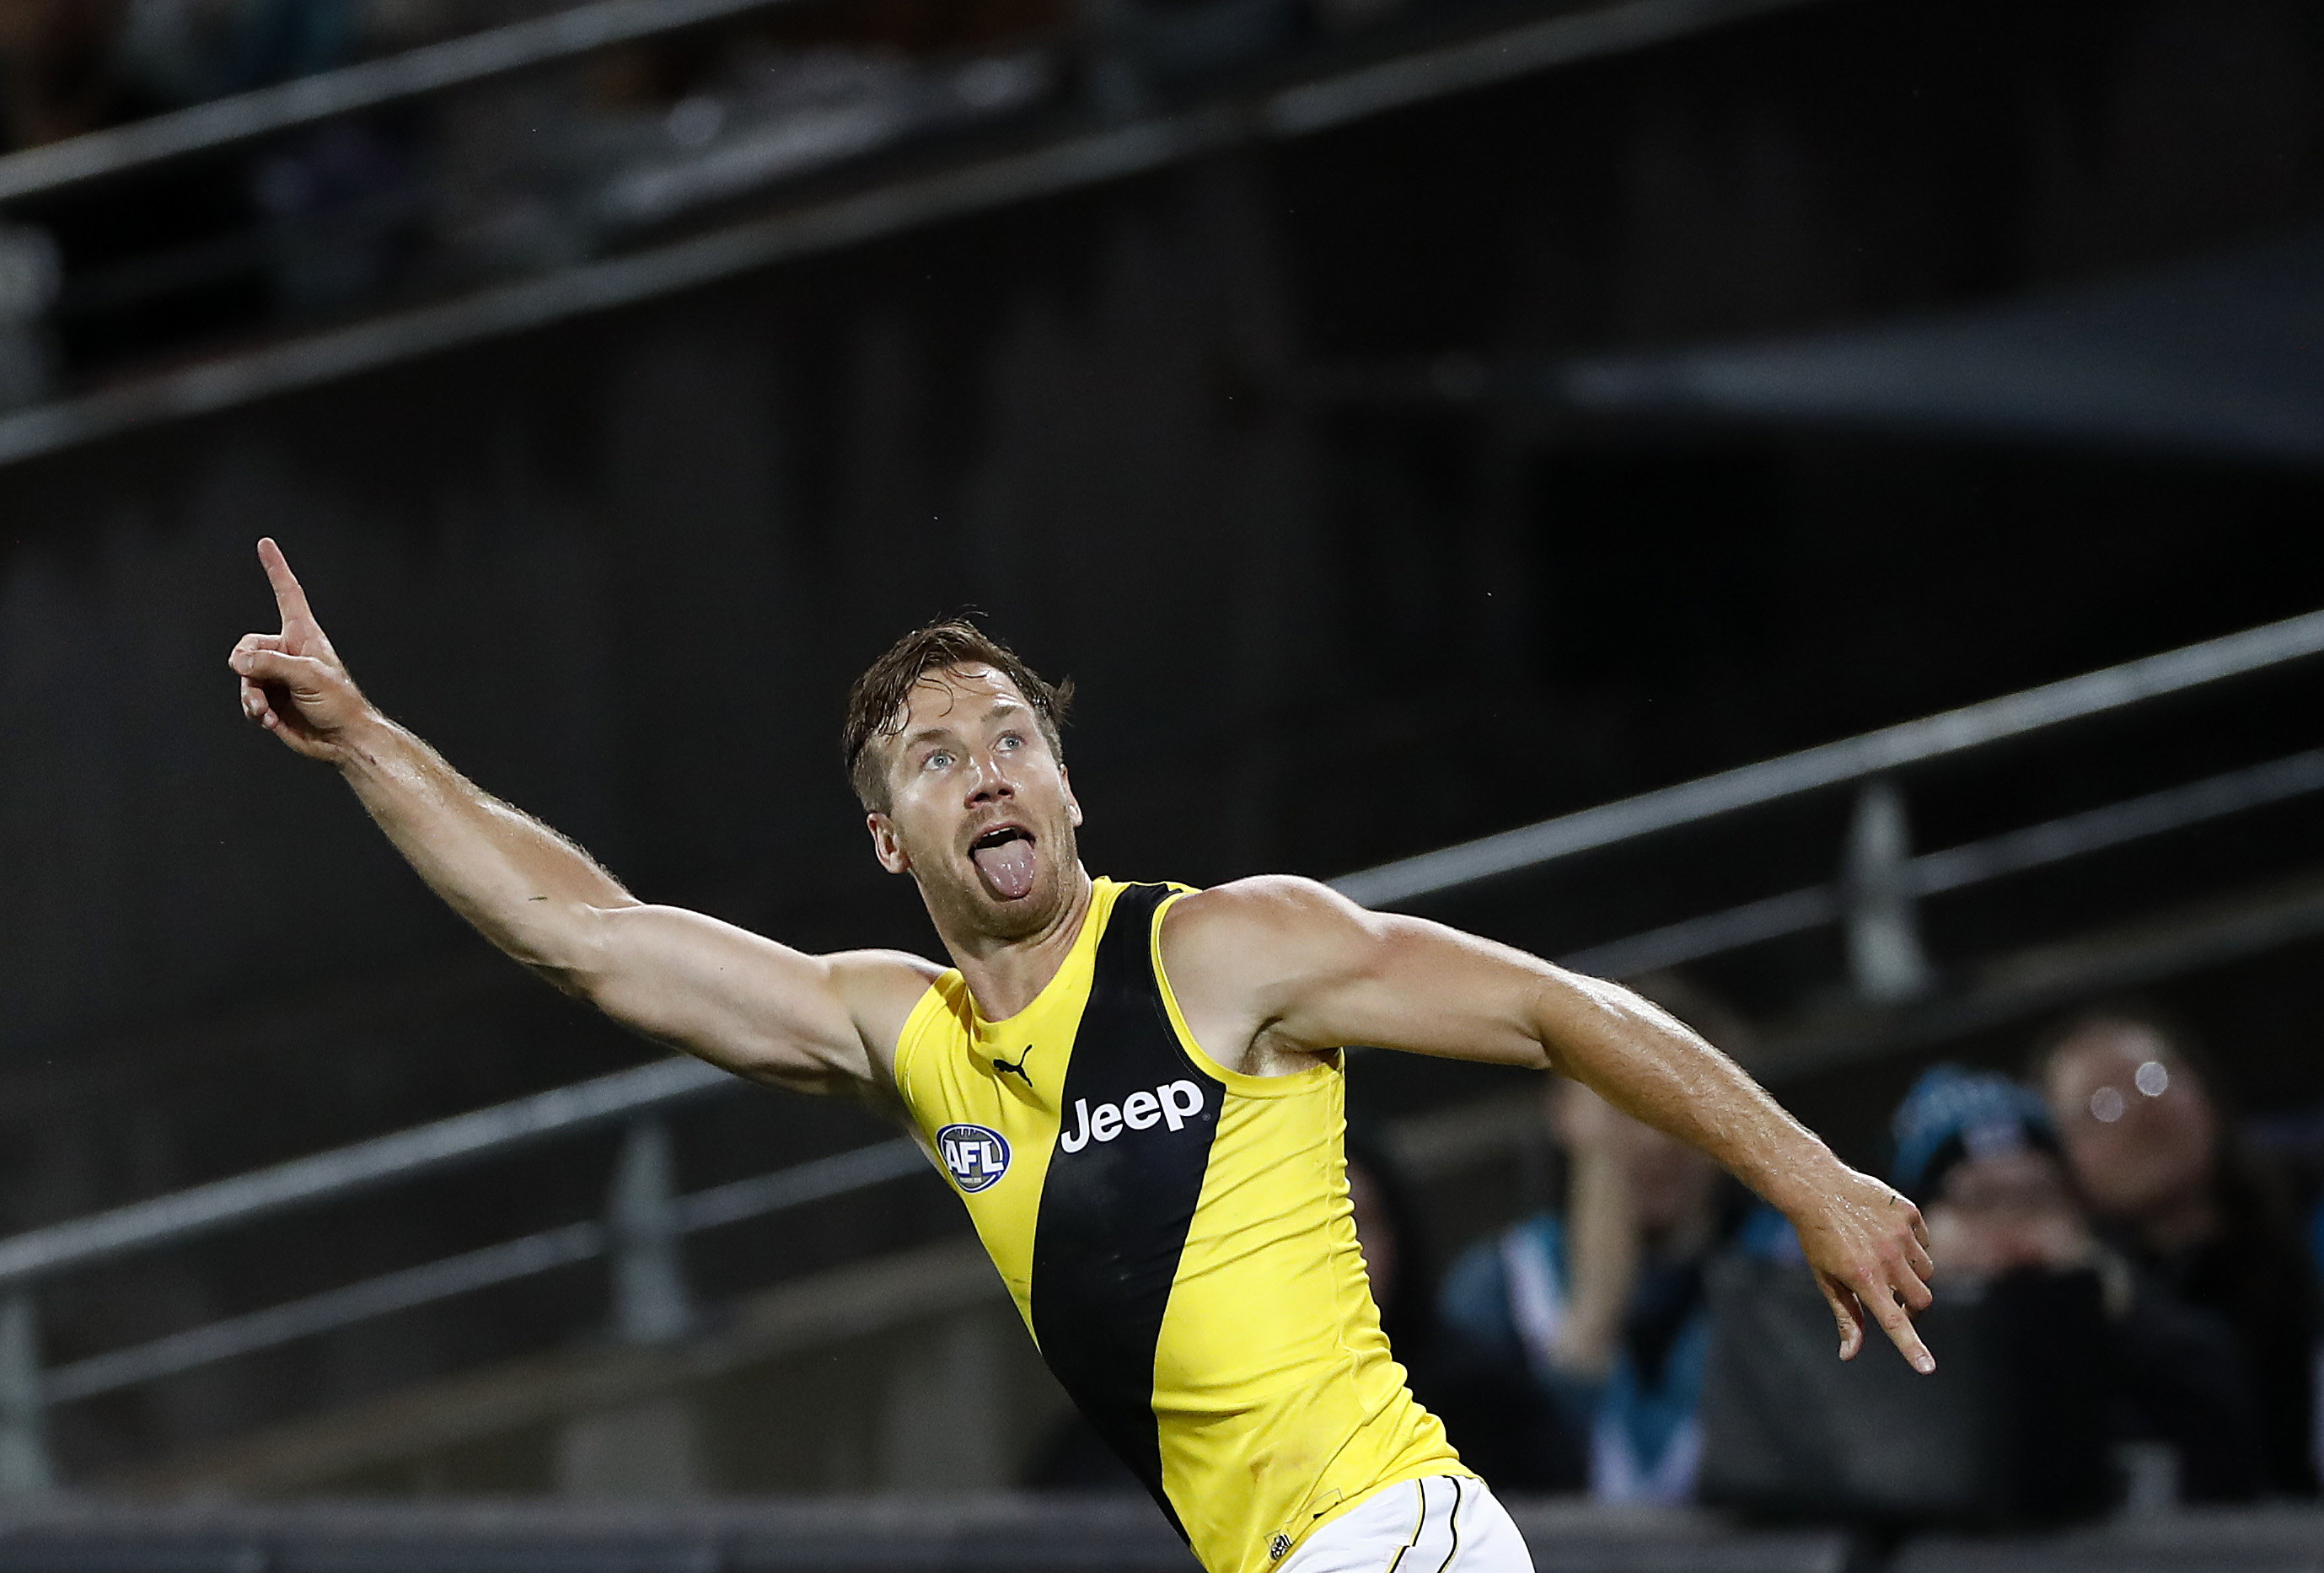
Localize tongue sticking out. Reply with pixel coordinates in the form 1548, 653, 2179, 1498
973, 836, 1039, 900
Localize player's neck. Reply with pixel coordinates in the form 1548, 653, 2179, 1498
942, 865, 1097, 1020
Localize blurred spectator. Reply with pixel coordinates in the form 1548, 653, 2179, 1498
115, 0, 358, 111
1892, 1063, 2091, 1280
115, 0, 407, 320
1895, 1061, 2267, 1504
1435, 979, 1787, 1501
1083, 0, 1294, 115
3, 0, 371, 153
2035, 1007, 2321, 1495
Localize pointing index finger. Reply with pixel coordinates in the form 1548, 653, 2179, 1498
1873, 1276, 1937, 1375
257, 537, 316, 630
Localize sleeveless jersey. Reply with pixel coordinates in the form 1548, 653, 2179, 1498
892, 878, 1467, 1573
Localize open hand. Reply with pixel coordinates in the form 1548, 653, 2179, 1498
228, 539, 368, 763
1794, 1163, 1937, 1374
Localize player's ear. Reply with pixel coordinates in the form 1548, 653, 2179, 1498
1061, 765, 1083, 829
867, 813, 911, 875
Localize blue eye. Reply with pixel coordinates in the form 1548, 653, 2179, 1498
926, 750, 953, 770
997, 733, 1022, 751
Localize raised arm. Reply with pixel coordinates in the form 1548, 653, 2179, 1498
1163, 876, 1938, 1373
228, 539, 932, 1095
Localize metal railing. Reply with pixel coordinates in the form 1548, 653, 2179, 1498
0, 0, 1817, 459
1557, 746, 2324, 984
1332, 605, 2324, 907
2, 606, 2321, 1493
0, 0, 1065, 412
0, 0, 821, 205
0, 0, 1800, 210
0, 1066, 931, 1493
0, 1066, 935, 1490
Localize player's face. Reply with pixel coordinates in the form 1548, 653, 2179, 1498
865, 664, 1084, 942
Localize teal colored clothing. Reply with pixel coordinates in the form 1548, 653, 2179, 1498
1437, 1206, 1797, 1502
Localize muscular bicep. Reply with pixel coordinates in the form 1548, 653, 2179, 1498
572, 905, 932, 1097
1245, 889, 1765, 1154
1269, 908, 1572, 1068
1172, 878, 1572, 1071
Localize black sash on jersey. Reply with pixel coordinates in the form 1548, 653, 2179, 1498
1028, 883, 1225, 1538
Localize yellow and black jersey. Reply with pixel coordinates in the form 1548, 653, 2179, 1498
893, 878, 1467, 1573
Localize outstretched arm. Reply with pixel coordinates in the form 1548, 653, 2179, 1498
228, 540, 931, 1095
1164, 876, 1938, 1373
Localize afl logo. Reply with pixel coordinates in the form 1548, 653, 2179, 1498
937, 1124, 1012, 1193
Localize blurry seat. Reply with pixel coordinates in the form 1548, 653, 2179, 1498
1698, 1254, 2114, 1527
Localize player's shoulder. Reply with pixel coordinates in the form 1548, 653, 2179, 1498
828, 947, 947, 996
1173, 872, 1356, 920
828, 946, 947, 976
828, 948, 949, 1048
1162, 875, 1380, 972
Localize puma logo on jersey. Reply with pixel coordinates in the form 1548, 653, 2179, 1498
1059, 1079, 1205, 1152
993, 1044, 1035, 1084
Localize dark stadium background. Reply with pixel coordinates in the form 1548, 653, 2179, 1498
1, 0, 2321, 1555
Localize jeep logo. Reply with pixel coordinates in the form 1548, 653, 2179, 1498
1058, 1080, 1206, 1153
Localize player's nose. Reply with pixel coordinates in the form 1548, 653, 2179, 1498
964, 754, 1015, 803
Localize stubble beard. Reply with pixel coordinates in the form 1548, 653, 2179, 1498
917, 820, 1081, 947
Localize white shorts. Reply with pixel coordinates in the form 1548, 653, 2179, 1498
1279, 1475, 1534, 1573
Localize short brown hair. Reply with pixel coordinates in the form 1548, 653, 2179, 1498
841, 619, 1072, 811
